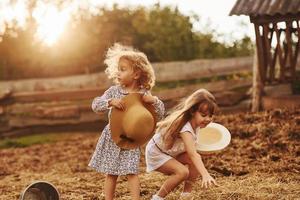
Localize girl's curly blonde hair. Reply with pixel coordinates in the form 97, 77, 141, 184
104, 43, 155, 90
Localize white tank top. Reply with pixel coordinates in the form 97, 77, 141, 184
152, 121, 199, 157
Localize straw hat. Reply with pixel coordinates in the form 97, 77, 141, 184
19, 181, 59, 200
110, 93, 157, 149
196, 122, 231, 154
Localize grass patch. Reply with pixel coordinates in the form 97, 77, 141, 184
0, 133, 66, 149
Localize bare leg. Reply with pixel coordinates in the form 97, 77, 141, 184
155, 159, 189, 198
104, 174, 118, 200
127, 174, 140, 200
177, 153, 200, 193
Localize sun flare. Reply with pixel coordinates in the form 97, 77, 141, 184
32, 2, 70, 46
0, 0, 104, 46
0, 0, 29, 33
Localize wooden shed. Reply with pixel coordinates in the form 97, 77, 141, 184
230, 0, 300, 111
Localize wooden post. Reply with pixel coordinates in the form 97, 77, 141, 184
252, 46, 263, 112
252, 23, 265, 112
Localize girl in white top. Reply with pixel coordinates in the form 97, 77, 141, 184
145, 89, 218, 200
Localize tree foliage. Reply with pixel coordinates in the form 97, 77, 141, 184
0, 4, 253, 80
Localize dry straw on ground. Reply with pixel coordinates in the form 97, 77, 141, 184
0, 109, 299, 199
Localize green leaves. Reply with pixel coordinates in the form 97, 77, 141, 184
0, 4, 253, 80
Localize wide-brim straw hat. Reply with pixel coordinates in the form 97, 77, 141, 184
196, 122, 231, 154
110, 93, 157, 149
19, 181, 59, 200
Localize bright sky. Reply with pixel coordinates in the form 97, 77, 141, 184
102, 0, 255, 44
0, 0, 254, 45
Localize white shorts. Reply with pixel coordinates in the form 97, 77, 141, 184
145, 139, 173, 172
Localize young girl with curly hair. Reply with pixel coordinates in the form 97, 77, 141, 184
89, 43, 165, 200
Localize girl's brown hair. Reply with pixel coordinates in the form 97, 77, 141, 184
158, 89, 218, 149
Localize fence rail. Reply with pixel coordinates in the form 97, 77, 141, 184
0, 56, 253, 94
1, 56, 255, 137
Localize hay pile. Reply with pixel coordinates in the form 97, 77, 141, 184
0, 109, 299, 199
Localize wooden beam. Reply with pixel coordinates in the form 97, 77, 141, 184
269, 23, 277, 82
262, 24, 272, 82
274, 24, 285, 82
282, 41, 289, 81
285, 21, 294, 78
254, 24, 266, 83
291, 20, 300, 80
251, 24, 264, 112
153, 57, 253, 82
270, 44, 277, 82
6, 79, 252, 104
250, 13, 300, 24
252, 46, 263, 112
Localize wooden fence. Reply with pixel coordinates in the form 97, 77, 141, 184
0, 56, 255, 137
0, 56, 253, 93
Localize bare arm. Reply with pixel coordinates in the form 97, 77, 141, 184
181, 132, 217, 188
181, 132, 209, 176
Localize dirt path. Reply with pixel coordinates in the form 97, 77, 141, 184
0, 109, 300, 199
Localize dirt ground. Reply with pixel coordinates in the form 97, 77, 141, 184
0, 109, 300, 200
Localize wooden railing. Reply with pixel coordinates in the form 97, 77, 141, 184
0, 56, 254, 137
0, 56, 253, 93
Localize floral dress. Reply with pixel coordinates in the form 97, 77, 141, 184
88, 85, 165, 175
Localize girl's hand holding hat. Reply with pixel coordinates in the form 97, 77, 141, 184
110, 93, 157, 149
109, 99, 125, 110
142, 93, 158, 104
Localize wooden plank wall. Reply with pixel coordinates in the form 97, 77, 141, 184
0, 56, 255, 137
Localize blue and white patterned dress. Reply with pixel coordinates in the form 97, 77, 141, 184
88, 85, 165, 175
